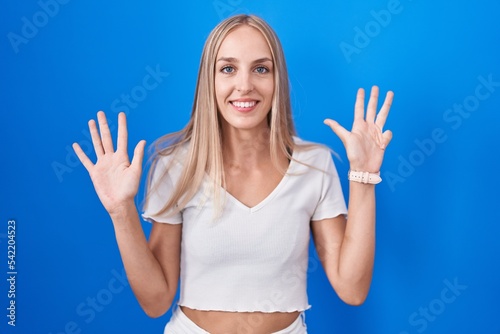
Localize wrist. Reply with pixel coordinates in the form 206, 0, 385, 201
349, 163, 378, 173
348, 170, 382, 185
108, 200, 137, 220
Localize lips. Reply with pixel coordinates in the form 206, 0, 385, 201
230, 100, 259, 112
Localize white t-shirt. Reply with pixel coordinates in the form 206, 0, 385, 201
142, 138, 347, 312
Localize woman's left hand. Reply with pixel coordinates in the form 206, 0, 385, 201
324, 86, 393, 173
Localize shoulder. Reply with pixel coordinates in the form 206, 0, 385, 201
157, 141, 190, 163
292, 137, 335, 167
150, 141, 190, 176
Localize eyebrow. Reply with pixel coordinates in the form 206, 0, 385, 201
216, 57, 273, 64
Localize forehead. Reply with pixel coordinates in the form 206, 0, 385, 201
217, 25, 272, 60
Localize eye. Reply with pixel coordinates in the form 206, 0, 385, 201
221, 65, 235, 74
254, 66, 270, 74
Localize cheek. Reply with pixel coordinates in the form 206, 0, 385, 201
262, 74, 274, 92
215, 78, 231, 102
262, 79, 275, 101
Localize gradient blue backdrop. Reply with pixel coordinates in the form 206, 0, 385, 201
1, 1, 499, 333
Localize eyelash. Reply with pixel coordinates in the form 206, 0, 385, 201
220, 66, 235, 74
255, 66, 270, 74
220, 65, 270, 74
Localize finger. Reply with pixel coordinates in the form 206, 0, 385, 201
375, 90, 394, 129
372, 125, 385, 148
97, 111, 114, 153
365, 85, 379, 123
354, 88, 365, 121
131, 140, 147, 171
324, 119, 350, 144
381, 130, 393, 149
88, 119, 104, 157
72, 142, 94, 171
116, 112, 128, 153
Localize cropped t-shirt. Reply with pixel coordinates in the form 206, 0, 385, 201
142, 138, 347, 312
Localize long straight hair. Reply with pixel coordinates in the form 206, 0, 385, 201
144, 14, 303, 218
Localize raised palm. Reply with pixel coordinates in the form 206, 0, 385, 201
325, 86, 393, 173
73, 111, 146, 215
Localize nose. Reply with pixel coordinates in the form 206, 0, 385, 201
235, 71, 253, 93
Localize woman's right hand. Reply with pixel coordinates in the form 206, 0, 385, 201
73, 111, 146, 217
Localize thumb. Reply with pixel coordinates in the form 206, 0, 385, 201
131, 140, 146, 170
324, 119, 349, 144
381, 130, 393, 149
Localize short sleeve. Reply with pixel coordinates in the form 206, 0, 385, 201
311, 152, 348, 221
142, 157, 183, 224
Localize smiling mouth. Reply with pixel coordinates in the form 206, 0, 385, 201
231, 101, 258, 108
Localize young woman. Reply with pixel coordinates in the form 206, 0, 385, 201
73, 14, 393, 334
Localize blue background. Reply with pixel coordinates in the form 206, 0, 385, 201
1, 0, 499, 333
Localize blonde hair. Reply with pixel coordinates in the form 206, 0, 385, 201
144, 14, 306, 218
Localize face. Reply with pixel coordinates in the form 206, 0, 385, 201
214, 25, 274, 134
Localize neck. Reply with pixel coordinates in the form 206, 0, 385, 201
221, 126, 271, 168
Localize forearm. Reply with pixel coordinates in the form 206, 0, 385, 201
338, 182, 376, 298
322, 85, 393, 304
109, 202, 173, 316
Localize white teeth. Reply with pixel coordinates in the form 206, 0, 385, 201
232, 101, 256, 108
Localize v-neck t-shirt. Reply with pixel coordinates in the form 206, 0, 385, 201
142, 137, 347, 312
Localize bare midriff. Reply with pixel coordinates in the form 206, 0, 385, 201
180, 306, 301, 333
